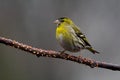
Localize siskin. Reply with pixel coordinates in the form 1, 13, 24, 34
54, 17, 99, 54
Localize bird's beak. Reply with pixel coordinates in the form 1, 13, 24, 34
53, 19, 60, 24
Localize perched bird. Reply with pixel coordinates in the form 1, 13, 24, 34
54, 17, 99, 54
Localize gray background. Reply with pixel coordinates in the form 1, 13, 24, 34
0, 0, 120, 80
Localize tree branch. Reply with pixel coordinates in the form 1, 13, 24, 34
0, 36, 120, 71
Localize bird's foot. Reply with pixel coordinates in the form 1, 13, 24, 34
78, 55, 82, 58
59, 50, 66, 54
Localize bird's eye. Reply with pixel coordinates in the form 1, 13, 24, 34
60, 19, 64, 22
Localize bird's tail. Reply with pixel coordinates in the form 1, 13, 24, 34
87, 47, 99, 54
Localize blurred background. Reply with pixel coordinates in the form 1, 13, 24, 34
0, 0, 120, 80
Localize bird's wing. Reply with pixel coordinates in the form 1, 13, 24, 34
71, 24, 91, 47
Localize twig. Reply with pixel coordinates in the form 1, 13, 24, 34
0, 36, 120, 71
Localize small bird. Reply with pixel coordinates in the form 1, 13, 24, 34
54, 17, 99, 54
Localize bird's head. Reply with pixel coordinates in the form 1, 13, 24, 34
54, 17, 73, 26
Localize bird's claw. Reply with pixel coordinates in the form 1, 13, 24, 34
59, 50, 66, 54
